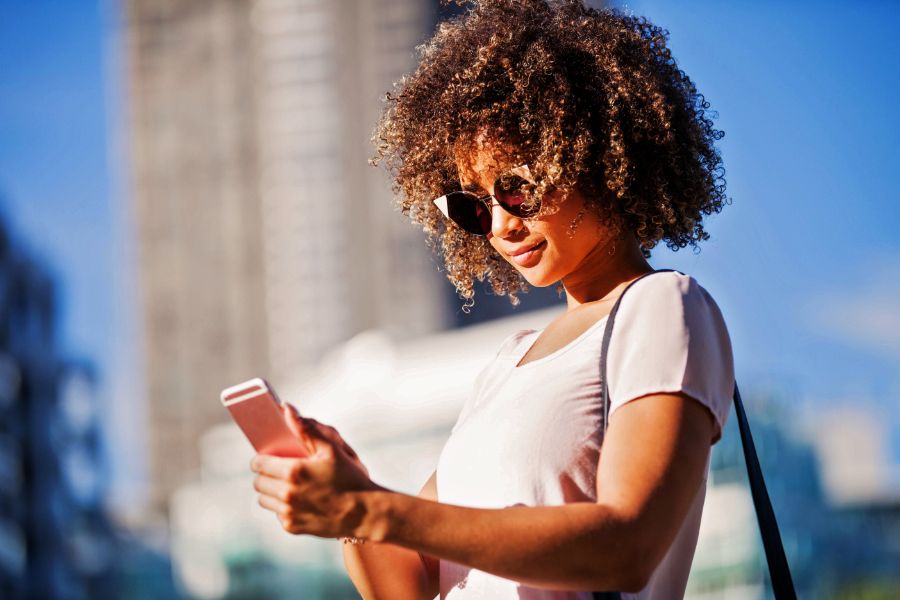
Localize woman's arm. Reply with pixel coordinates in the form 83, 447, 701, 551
252, 393, 715, 592
351, 392, 716, 593
342, 471, 440, 600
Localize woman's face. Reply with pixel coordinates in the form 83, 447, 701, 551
455, 140, 612, 288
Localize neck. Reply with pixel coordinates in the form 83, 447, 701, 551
561, 230, 654, 311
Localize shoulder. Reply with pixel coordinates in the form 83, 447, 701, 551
625, 269, 712, 303
616, 270, 728, 330
607, 270, 735, 443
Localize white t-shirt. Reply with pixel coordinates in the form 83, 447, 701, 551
436, 271, 735, 599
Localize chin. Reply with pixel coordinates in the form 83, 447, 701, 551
518, 270, 558, 288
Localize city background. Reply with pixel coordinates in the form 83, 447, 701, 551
0, 0, 898, 598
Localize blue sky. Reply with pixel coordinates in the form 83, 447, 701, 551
615, 0, 900, 414
0, 0, 114, 370
1, 0, 898, 485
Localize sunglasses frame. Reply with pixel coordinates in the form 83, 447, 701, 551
432, 164, 539, 236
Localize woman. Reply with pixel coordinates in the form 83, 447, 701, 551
249, 1, 734, 598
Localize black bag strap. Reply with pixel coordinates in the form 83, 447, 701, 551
593, 269, 796, 600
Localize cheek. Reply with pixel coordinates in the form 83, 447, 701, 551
488, 238, 516, 269
543, 221, 600, 268
488, 236, 504, 257
543, 236, 578, 269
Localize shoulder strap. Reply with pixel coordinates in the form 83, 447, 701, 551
732, 383, 797, 598
598, 269, 678, 434
596, 269, 797, 600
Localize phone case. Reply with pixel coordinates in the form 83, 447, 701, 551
220, 377, 309, 457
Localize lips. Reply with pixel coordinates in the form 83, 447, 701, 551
508, 240, 546, 257
508, 240, 547, 267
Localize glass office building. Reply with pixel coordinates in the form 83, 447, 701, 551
0, 216, 119, 599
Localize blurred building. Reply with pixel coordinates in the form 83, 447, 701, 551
803, 406, 900, 596
0, 216, 118, 599
122, 0, 457, 514
805, 407, 900, 506
684, 394, 832, 599
830, 499, 900, 596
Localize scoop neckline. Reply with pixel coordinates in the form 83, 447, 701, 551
512, 312, 611, 369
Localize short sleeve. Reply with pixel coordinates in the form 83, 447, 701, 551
606, 272, 735, 444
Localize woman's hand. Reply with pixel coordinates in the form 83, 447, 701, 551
250, 404, 384, 538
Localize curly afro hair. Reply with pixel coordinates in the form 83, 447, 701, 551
371, 0, 728, 309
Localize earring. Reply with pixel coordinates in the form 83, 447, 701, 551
566, 208, 586, 238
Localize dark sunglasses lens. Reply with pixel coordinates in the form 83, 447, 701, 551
495, 175, 540, 217
446, 192, 492, 235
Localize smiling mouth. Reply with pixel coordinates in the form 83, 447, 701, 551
509, 241, 545, 257
509, 240, 547, 266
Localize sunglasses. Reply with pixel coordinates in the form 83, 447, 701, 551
432, 164, 540, 236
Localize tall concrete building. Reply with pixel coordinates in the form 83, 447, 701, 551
123, 0, 447, 513
250, 0, 448, 385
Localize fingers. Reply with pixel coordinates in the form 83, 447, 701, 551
256, 489, 301, 534
282, 405, 334, 456
253, 472, 304, 534
282, 405, 314, 454
296, 414, 359, 460
283, 406, 333, 443
303, 417, 335, 444
254, 473, 295, 530
281, 405, 348, 447
251, 455, 301, 481
343, 443, 360, 460
253, 473, 293, 502
257, 492, 290, 516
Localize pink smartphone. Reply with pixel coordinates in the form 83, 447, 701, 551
220, 377, 310, 458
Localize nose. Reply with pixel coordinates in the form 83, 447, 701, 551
488, 197, 525, 239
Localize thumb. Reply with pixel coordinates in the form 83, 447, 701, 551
282, 404, 329, 457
